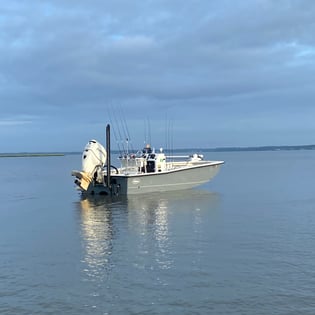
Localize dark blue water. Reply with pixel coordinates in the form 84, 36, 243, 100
1, 150, 315, 314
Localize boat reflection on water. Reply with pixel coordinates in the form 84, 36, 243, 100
76, 189, 220, 280
77, 198, 115, 281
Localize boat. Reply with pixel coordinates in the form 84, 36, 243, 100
71, 124, 224, 195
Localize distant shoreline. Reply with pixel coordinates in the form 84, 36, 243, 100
0, 153, 64, 158
190, 144, 315, 153
1, 144, 315, 157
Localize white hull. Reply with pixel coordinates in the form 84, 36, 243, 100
81, 161, 223, 195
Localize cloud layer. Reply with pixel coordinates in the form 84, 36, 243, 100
1, 0, 315, 151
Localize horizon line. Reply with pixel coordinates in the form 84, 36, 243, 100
1, 143, 315, 156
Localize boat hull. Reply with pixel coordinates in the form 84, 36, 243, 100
82, 161, 223, 195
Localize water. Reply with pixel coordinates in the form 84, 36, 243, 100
1, 150, 315, 314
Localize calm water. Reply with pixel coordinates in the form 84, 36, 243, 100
1, 150, 315, 314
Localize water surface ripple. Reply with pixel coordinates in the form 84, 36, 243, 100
1, 151, 315, 314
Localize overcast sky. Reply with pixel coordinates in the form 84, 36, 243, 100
1, 0, 315, 152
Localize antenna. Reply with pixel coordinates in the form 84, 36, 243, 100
144, 119, 147, 146
111, 105, 126, 154
168, 119, 174, 162
147, 117, 151, 145
109, 107, 122, 155
143, 117, 151, 147
118, 105, 134, 152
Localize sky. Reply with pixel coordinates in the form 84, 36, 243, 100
1, 0, 315, 152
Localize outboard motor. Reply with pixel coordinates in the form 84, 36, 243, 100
82, 140, 107, 182
71, 139, 107, 192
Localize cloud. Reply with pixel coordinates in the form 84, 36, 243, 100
0, 116, 34, 126
1, 0, 315, 151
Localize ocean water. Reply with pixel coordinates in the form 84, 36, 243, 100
1, 150, 315, 314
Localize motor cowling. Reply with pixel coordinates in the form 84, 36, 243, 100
82, 140, 107, 176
